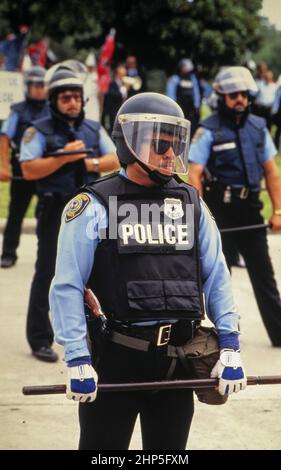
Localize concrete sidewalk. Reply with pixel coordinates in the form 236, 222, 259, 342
0, 232, 281, 450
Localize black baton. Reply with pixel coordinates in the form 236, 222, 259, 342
220, 223, 271, 233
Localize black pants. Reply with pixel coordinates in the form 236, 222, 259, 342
1, 177, 36, 260
26, 195, 69, 351
79, 341, 194, 450
205, 191, 281, 346
182, 107, 200, 138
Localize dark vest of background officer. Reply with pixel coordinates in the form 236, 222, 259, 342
20, 67, 118, 363
188, 66, 281, 347
166, 58, 201, 137
0, 66, 49, 268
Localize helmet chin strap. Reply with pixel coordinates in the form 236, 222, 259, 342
136, 159, 173, 185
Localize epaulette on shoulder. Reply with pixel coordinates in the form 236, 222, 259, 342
32, 116, 54, 135
11, 101, 26, 113
174, 175, 199, 193
201, 112, 220, 130
83, 119, 101, 132
248, 113, 266, 130
90, 171, 120, 186
79, 172, 120, 196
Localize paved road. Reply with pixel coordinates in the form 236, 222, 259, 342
0, 232, 281, 450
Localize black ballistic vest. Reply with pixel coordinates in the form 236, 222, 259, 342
176, 74, 195, 111
11, 99, 49, 176
11, 99, 49, 149
32, 114, 101, 194
202, 112, 265, 189
85, 173, 204, 322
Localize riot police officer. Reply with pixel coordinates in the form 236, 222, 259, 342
0, 66, 49, 268
50, 92, 246, 450
20, 67, 118, 362
166, 58, 201, 137
188, 66, 281, 347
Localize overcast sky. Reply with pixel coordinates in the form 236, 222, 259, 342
260, 0, 281, 30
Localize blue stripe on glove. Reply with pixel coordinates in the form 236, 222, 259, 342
221, 366, 245, 381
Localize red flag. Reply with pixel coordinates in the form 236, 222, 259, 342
97, 29, 116, 93
26, 39, 49, 67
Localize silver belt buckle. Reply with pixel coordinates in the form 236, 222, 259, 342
240, 187, 249, 199
157, 324, 172, 346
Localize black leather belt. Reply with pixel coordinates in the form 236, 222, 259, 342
40, 192, 71, 197
109, 319, 201, 350
206, 182, 259, 202
228, 186, 250, 199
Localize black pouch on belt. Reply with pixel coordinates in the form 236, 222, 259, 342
176, 326, 228, 405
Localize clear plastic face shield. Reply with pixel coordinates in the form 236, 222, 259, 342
118, 113, 191, 175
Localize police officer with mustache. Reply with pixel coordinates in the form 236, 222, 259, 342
188, 66, 281, 347
20, 67, 117, 363
50, 92, 246, 450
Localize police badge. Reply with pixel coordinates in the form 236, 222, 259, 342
163, 198, 184, 220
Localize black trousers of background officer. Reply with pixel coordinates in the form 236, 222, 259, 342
182, 107, 200, 138
205, 190, 281, 346
79, 341, 194, 450
1, 158, 36, 262
26, 194, 69, 351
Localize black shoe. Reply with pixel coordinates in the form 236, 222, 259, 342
1, 256, 17, 268
32, 346, 59, 363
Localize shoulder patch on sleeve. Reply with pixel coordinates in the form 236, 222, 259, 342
65, 194, 90, 223
192, 127, 205, 143
23, 127, 37, 143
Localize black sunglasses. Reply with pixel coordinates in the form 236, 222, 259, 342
150, 139, 185, 155
58, 92, 82, 103
228, 91, 248, 100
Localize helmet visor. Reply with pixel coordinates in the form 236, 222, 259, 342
118, 113, 190, 175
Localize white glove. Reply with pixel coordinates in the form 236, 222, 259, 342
211, 349, 247, 396
66, 358, 98, 403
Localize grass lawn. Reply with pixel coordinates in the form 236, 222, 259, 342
0, 183, 37, 218
1, 108, 281, 223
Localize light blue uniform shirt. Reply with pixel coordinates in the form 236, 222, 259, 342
272, 86, 281, 115
19, 125, 116, 162
189, 126, 277, 169
166, 74, 201, 108
49, 170, 240, 362
1, 111, 20, 139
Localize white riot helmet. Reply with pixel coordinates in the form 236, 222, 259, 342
45, 60, 88, 86
178, 58, 194, 74
212, 66, 258, 95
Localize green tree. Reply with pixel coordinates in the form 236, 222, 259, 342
253, 19, 281, 79
0, 0, 263, 77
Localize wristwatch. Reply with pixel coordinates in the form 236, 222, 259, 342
92, 158, 100, 172
273, 209, 281, 216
